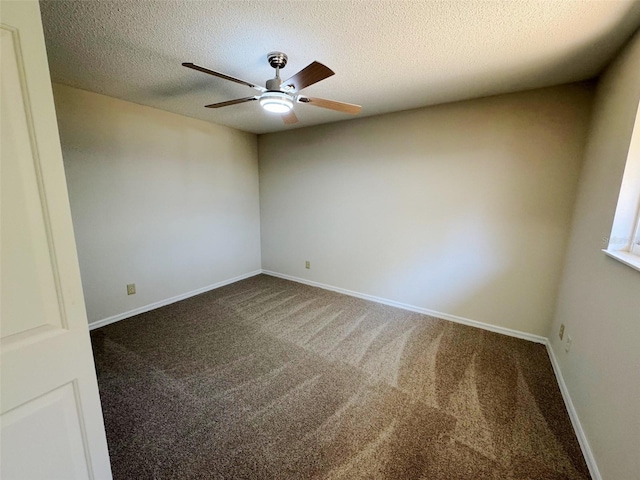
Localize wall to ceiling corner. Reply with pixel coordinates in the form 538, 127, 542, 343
53, 84, 261, 324
549, 29, 640, 480
258, 84, 594, 338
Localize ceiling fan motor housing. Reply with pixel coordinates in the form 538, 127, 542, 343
266, 78, 282, 90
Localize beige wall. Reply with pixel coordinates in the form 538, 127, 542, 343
53, 84, 261, 324
259, 84, 593, 337
550, 31, 640, 480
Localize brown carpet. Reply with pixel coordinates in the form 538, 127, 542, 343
91, 274, 590, 479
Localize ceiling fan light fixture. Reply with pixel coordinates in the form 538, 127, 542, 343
259, 91, 293, 113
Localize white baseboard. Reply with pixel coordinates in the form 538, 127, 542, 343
545, 341, 601, 480
88, 270, 262, 331
261, 270, 547, 344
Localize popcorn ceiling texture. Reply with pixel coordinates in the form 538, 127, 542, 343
40, 0, 640, 134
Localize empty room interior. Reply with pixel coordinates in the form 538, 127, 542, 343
2, 0, 640, 479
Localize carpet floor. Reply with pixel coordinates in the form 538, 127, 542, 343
91, 274, 590, 479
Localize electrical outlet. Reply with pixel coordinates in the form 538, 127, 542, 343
565, 335, 572, 353
559, 323, 565, 340
127, 283, 136, 295
305, 261, 310, 269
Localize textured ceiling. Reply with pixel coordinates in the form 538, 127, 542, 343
40, 0, 640, 134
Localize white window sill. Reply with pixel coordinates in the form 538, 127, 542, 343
603, 249, 640, 273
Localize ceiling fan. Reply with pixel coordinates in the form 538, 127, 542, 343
182, 52, 362, 125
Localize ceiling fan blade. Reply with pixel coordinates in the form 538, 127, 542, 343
282, 110, 298, 125
182, 63, 265, 92
282, 61, 334, 92
297, 96, 361, 115
205, 96, 258, 108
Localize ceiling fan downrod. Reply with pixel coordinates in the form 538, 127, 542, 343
266, 51, 288, 91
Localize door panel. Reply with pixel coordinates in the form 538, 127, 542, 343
1, 24, 63, 338
2, 383, 91, 479
0, 1, 112, 478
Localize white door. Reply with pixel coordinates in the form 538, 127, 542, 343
0, 1, 112, 478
